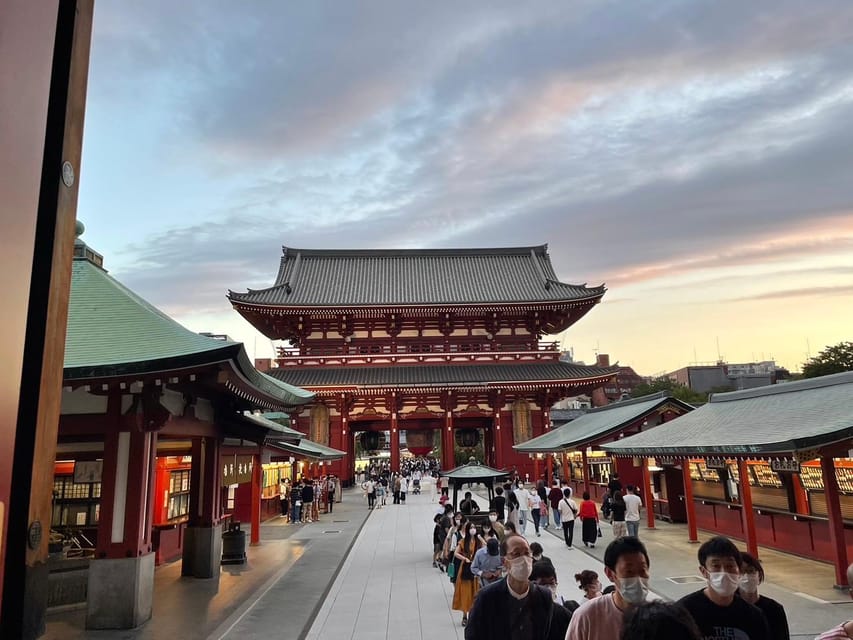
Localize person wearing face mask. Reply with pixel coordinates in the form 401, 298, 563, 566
471, 536, 504, 587
739, 552, 790, 640
486, 509, 505, 541
465, 534, 569, 640
677, 536, 770, 640
531, 559, 579, 618
566, 536, 651, 640
453, 521, 485, 626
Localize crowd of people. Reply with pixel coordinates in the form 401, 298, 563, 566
277, 475, 338, 523
422, 473, 836, 640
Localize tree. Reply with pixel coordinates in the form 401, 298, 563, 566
802, 342, 853, 378
630, 377, 706, 404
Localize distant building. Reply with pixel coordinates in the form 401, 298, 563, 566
667, 360, 789, 394
559, 352, 647, 404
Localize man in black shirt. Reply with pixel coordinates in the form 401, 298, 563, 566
460, 491, 481, 516
678, 536, 770, 640
490, 486, 507, 522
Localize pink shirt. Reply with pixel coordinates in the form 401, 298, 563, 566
817, 622, 853, 639
565, 593, 623, 640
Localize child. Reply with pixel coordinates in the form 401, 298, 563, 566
432, 514, 445, 568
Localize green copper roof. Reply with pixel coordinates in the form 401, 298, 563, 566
65, 259, 232, 369
64, 257, 314, 407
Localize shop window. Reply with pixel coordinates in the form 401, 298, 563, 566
167, 469, 191, 520
52, 475, 101, 528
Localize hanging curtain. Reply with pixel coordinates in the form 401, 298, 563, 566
511, 398, 532, 444
310, 404, 330, 445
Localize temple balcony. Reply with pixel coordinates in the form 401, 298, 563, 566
274, 341, 562, 368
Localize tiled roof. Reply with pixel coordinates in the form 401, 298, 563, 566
442, 458, 510, 481
228, 245, 606, 307
515, 393, 694, 453
602, 372, 853, 456
266, 361, 616, 389
65, 257, 313, 407
269, 439, 345, 461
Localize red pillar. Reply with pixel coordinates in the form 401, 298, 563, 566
581, 449, 590, 493
442, 412, 455, 470
96, 429, 157, 558
737, 458, 758, 557
562, 452, 570, 484
792, 472, 810, 515
250, 452, 261, 545
534, 455, 540, 483
390, 414, 400, 473
682, 458, 698, 542
642, 459, 655, 530
821, 455, 849, 586
493, 410, 504, 469
546, 455, 553, 485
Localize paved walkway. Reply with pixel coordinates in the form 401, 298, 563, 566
44, 485, 853, 639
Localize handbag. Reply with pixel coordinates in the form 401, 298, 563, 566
461, 560, 474, 581
597, 526, 602, 538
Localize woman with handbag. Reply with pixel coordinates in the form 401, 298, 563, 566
452, 521, 484, 627
578, 491, 600, 548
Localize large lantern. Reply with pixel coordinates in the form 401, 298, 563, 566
454, 428, 481, 449
405, 429, 434, 456
359, 430, 386, 454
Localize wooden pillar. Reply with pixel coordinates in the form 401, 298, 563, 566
534, 455, 540, 483
493, 410, 504, 469
642, 459, 655, 530
737, 458, 758, 557
96, 428, 157, 559
562, 452, 570, 483
546, 455, 553, 486
581, 449, 590, 493
482, 426, 493, 467
390, 415, 400, 473
187, 437, 220, 527
821, 454, 849, 586
443, 411, 455, 471
792, 472, 809, 515
250, 452, 261, 545
682, 458, 698, 543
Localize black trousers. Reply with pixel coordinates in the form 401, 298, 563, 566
562, 519, 575, 546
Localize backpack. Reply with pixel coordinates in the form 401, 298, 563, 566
601, 494, 613, 518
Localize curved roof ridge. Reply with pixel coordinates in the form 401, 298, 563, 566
709, 371, 853, 403
279, 245, 549, 258
587, 391, 672, 413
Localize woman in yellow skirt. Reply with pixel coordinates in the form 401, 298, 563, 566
452, 521, 484, 626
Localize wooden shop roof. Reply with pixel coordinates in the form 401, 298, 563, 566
602, 372, 853, 457
228, 245, 606, 308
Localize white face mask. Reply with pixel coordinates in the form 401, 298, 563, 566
489, 515, 498, 523
546, 584, 559, 601
455, 519, 461, 525
707, 572, 740, 597
739, 574, 760, 594
507, 556, 533, 581
469, 528, 477, 536
617, 577, 649, 605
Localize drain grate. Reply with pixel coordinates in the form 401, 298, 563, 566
667, 576, 706, 584
323, 530, 342, 534
333, 520, 349, 523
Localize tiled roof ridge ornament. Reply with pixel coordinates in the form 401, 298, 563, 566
72, 219, 105, 270
467, 456, 481, 466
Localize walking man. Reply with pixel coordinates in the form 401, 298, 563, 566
623, 484, 643, 538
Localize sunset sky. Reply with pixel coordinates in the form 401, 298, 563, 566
76, 1, 853, 376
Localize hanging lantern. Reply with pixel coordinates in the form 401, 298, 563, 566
455, 428, 481, 449
405, 429, 434, 456
360, 431, 386, 454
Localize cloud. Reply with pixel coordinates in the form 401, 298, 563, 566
726, 284, 853, 302
85, 0, 853, 324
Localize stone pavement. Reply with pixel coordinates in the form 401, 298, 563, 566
43, 484, 853, 639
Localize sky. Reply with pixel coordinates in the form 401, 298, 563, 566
77, 1, 853, 376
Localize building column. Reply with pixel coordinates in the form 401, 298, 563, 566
682, 458, 698, 543
642, 459, 656, 530
493, 410, 504, 469
562, 452, 570, 484
482, 427, 493, 468
442, 411, 455, 471
182, 437, 222, 579
581, 449, 591, 492
737, 458, 758, 557
250, 451, 261, 546
821, 455, 849, 586
87, 428, 157, 629
546, 455, 553, 486
533, 455, 541, 484
390, 413, 400, 473
792, 472, 809, 515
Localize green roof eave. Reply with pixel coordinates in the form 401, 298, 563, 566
442, 458, 509, 482
269, 439, 345, 461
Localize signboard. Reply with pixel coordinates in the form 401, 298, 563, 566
235, 456, 254, 484
705, 456, 728, 470
222, 455, 236, 486
770, 458, 800, 474
73, 460, 102, 483
656, 456, 678, 467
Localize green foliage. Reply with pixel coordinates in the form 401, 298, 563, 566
802, 342, 853, 378
630, 377, 706, 404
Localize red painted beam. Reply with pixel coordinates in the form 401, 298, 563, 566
682, 458, 698, 543
738, 458, 758, 558
821, 455, 849, 586
642, 460, 655, 530
250, 452, 261, 545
